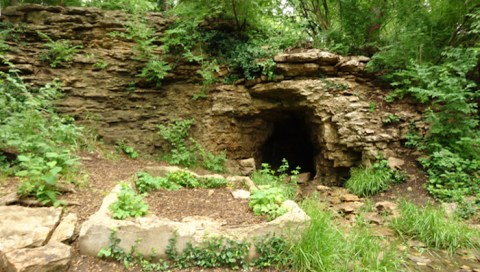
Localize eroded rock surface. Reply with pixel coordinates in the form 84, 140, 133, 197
1, 5, 422, 185
0, 206, 61, 253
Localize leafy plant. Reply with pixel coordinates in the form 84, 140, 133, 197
166, 235, 250, 270
93, 59, 109, 70
251, 159, 300, 199
322, 79, 349, 91
38, 32, 82, 68
116, 140, 139, 159
368, 102, 376, 113
200, 177, 227, 188
164, 170, 199, 188
0, 73, 82, 206
392, 201, 480, 252
158, 119, 226, 172
135, 171, 182, 193
345, 158, 405, 197
110, 183, 149, 220
158, 119, 196, 167
137, 58, 171, 87
383, 114, 401, 125
455, 199, 478, 220
249, 185, 288, 220
252, 235, 291, 268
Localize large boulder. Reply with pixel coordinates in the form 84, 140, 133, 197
0, 206, 61, 253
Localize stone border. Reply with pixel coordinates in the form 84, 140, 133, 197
79, 166, 310, 259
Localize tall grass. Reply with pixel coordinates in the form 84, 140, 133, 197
290, 196, 402, 272
392, 201, 480, 252
345, 167, 391, 197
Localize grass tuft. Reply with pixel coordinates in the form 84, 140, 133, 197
391, 201, 480, 252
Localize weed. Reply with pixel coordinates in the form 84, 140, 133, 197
38, 32, 82, 68
93, 59, 109, 70
116, 139, 139, 159
0, 73, 82, 206
455, 199, 478, 220
392, 201, 480, 252
252, 235, 292, 268
109, 183, 149, 220
251, 159, 300, 199
135, 171, 181, 193
158, 119, 226, 172
137, 57, 171, 87
383, 114, 401, 125
164, 170, 199, 188
201, 177, 227, 188
167, 236, 250, 270
368, 102, 377, 113
290, 196, 402, 271
322, 79, 349, 91
345, 158, 405, 197
249, 185, 288, 220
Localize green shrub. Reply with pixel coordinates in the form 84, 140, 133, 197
0, 73, 82, 206
249, 185, 288, 220
252, 236, 292, 268
135, 171, 182, 193
166, 236, 250, 270
115, 140, 139, 159
200, 177, 227, 188
110, 183, 149, 220
137, 58, 171, 87
345, 158, 405, 197
164, 170, 199, 188
158, 119, 226, 172
251, 159, 300, 199
392, 201, 480, 252
158, 119, 196, 167
38, 32, 82, 68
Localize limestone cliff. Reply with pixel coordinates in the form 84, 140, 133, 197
1, 4, 423, 184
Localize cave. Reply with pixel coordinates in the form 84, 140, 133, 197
258, 111, 318, 176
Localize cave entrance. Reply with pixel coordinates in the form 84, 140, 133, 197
259, 111, 317, 175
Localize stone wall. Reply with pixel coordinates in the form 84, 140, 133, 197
1, 4, 423, 184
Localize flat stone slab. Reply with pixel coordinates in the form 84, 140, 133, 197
0, 206, 62, 253
51, 213, 78, 243
79, 169, 310, 259
0, 242, 72, 272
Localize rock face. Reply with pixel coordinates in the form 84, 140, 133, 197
0, 242, 72, 272
0, 206, 61, 253
0, 206, 77, 272
1, 5, 421, 184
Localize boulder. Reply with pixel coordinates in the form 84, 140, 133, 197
238, 158, 256, 176
51, 213, 78, 243
231, 189, 251, 199
0, 242, 72, 272
0, 206, 62, 253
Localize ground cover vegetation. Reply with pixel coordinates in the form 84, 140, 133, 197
1, 0, 480, 270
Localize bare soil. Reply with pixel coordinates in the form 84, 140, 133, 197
145, 188, 266, 225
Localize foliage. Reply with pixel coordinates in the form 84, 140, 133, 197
249, 185, 288, 220
109, 183, 149, 220
110, 16, 170, 87
383, 114, 401, 125
251, 235, 292, 268
137, 58, 171, 87
392, 201, 480, 252
251, 159, 300, 199
166, 235, 250, 270
345, 158, 405, 197
158, 119, 196, 167
157, 119, 226, 172
92, 59, 109, 70
135, 171, 179, 193
390, 48, 480, 201
134, 171, 227, 193
455, 199, 478, 220
0, 72, 81, 206
290, 196, 401, 272
37, 32, 82, 68
86, 0, 158, 13
115, 140, 139, 159
322, 79, 349, 91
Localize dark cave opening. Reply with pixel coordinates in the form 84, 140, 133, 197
259, 112, 317, 175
